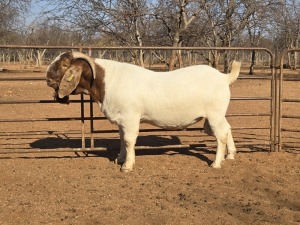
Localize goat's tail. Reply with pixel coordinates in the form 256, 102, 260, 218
227, 60, 241, 84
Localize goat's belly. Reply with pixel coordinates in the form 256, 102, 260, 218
141, 99, 207, 129
141, 113, 203, 130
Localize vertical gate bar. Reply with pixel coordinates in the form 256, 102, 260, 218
275, 57, 280, 152
90, 96, 94, 149
275, 64, 280, 152
270, 56, 276, 152
277, 52, 285, 152
81, 94, 86, 150
79, 48, 86, 151
87, 48, 94, 149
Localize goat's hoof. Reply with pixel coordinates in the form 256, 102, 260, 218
115, 157, 125, 165
226, 153, 235, 160
120, 162, 134, 173
211, 162, 222, 169
121, 165, 133, 173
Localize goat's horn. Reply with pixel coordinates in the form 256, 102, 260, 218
72, 52, 96, 79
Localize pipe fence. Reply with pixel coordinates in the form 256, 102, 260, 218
0, 45, 295, 157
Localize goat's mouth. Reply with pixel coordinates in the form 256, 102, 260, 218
50, 83, 59, 91
53, 91, 70, 104
46, 79, 69, 104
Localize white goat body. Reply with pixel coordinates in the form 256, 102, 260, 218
97, 59, 232, 129
46, 52, 241, 172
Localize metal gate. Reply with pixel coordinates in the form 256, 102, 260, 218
277, 49, 300, 152
1, 45, 293, 156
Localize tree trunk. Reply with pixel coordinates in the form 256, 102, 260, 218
134, 17, 144, 67
169, 34, 181, 71
224, 51, 230, 73
293, 51, 298, 70
36, 49, 47, 68
211, 51, 220, 70
249, 50, 256, 75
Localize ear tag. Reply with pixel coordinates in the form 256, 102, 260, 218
66, 74, 75, 82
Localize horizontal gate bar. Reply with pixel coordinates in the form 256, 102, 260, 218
0, 113, 271, 123
0, 126, 271, 138
231, 97, 271, 100
0, 100, 92, 104
0, 97, 271, 105
282, 143, 300, 148
91, 126, 270, 134
0, 130, 81, 136
283, 78, 300, 81
0, 116, 110, 122
0, 76, 273, 81
0, 45, 275, 53
0, 77, 45, 81
0, 142, 271, 155
281, 115, 300, 119
281, 128, 300, 132
227, 113, 271, 116
282, 99, 300, 103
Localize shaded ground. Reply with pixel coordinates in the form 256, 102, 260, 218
0, 64, 299, 225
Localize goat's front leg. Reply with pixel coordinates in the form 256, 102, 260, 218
119, 120, 139, 173
115, 126, 126, 165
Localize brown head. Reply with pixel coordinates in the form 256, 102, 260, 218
46, 52, 105, 104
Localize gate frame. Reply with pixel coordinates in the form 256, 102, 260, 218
277, 48, 300, 151
79, 46, 278, 153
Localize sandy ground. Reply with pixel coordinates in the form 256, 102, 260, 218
0, 63, 299, 225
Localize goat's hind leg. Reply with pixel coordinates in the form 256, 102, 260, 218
208, 117, 229, 168
226, 128, 236, 160
212, 137, 227, 168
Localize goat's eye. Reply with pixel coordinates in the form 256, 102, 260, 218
62, 64, 68, 68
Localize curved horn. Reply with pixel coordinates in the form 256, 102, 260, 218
72, 52, 96, 79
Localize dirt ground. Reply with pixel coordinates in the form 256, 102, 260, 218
0, 63, 299, 225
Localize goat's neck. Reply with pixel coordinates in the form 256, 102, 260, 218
89, 76, 105, 104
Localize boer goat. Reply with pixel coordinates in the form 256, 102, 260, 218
46, 52, 241, 172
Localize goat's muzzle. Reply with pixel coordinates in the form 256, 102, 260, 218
46, 78, 71, 104
53, 91, 70, 104
46, 78, 59, 91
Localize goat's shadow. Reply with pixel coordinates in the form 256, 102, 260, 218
30, 135, 214, 166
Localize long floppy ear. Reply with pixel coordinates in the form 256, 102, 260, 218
58, 64, 82, 98
72, 52, 96, 79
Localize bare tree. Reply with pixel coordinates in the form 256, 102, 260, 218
38, 0, 150, 65
0, 0, 31, 44
153, 0, 206, 70
18, 0, 299, 72
280, 0, 300, 69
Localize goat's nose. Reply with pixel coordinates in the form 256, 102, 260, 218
46, 78, 59, 90
46, 78, 53, 86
